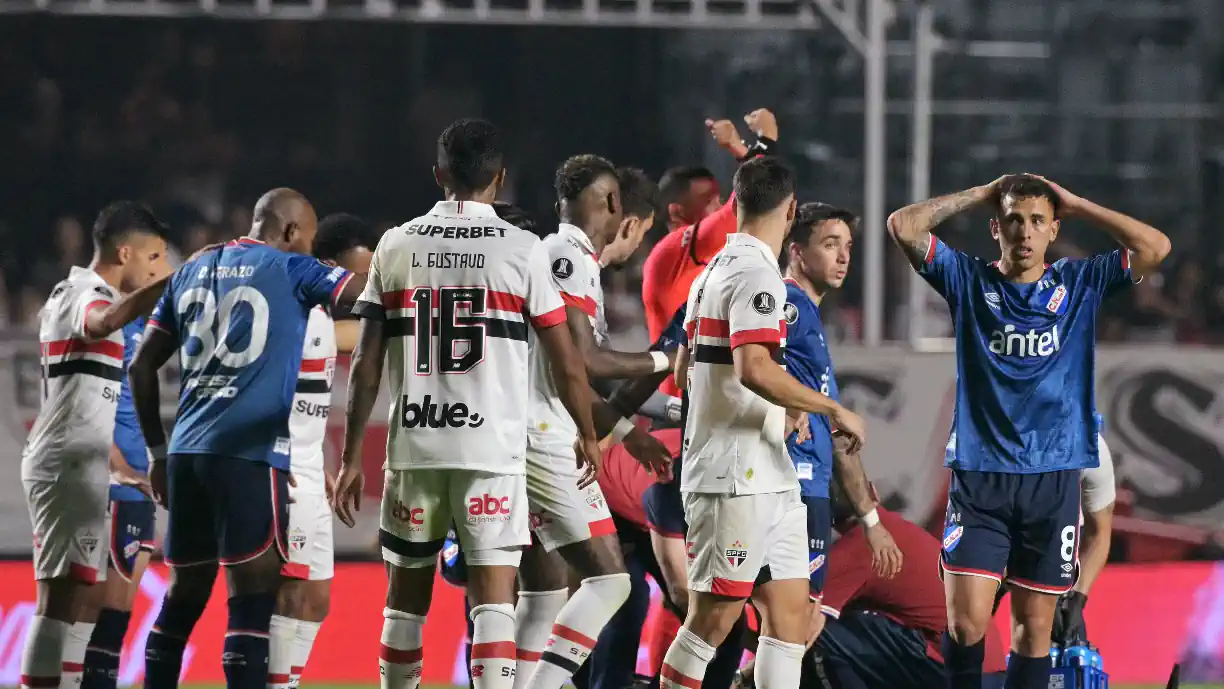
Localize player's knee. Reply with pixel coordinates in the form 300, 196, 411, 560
167, 563, 218, 605
276, 578, 309, 617
581, 572, 632, 607
228, 548, 285, 595
946, 614, 989, 646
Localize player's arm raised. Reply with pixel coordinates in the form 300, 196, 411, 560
82, 274, 171, 341
831, 437, 901, 578
1035, 176, 1171, 279
886, 180, 1000, 268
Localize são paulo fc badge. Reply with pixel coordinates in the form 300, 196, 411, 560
783, 302, 799, 324
751, 292, 776, 315
725, 541, 748, 568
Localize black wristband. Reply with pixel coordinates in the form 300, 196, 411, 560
737, 136, 778, 162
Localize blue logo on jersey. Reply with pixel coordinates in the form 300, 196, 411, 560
808, 554, 825, 573
987, 324, 1061, 358
942, 525, 963, 552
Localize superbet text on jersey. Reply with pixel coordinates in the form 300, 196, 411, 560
149, 238, 353, 469
918, 239, 1134, 472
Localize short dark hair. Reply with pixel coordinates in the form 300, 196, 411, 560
492, 202, 545, 238
92, 201, 167, 257
733, 157, 795, 218
555, 154, 617, 202
658, 166, 716, 208
437, 118, 504, 193
616, 167, 660, 220
314, 213, 380, 262
780, 202, 858, 270
994, 174, 1060, 217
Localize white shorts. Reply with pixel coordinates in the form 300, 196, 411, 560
525, 446, 615, 552
24, 478, 111, 583
283, 487, 334, 581
380, 468, 529, 568
683, 489, 807, 598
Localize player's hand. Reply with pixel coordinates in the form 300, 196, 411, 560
830, 405, 867, 454
574, 435, 603, 490
1052, 591, 1089, 646
623, 427, 673, 481
186, 242, 224, 263
1026, 174, 1084, 216
743, 108, 778, 141
149, 460, 169, 509
324, 471, 337, 503
285, 471, 297, 503
112, 463, 153, 499
705, 118, 749, 159
786, 411, 812, 445
865, 522, 903, 579
331, 463, 365, 528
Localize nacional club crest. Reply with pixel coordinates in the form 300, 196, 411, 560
725, 541, 748, 568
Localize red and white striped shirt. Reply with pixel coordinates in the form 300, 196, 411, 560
681, 233, 797, 495
288, 306, 336, 490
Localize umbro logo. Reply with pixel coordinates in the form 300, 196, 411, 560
984, 292, 1001, 310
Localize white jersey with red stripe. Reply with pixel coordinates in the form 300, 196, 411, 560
288, 306, 336, 490
526, 223, 603, 453
681, 233, 798, 495
352, 200, 567, 474
22, 266, 124, 483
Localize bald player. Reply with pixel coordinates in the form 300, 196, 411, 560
129, 188, 366, 689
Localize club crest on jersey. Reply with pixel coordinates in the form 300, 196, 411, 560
783, 302, 799, 324
942, 525, 963, 553
809, 554, 825, 573
984, 292, 1001, 311
77, 530, 99, 557
552, 257, 574, 280
725, 541, 748, 568
751, 292, 776, 316
289, 527, 307, 552
1046, 284, 1068, 314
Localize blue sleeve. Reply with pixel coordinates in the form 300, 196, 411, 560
287, 254, 353, 308
1067, 250, 1134, 298
650, 304, 688, 352
642, 481, 687, 537
782, 298, 809, 352
148, 279, 178, 338
915, 237, 971, 304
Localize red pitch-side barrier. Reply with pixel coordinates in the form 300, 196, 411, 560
0, 561, 1220, 685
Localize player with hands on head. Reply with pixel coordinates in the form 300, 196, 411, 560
661, 157, 865, 689
887, 174, 1169, 689
330, 118, 598, 689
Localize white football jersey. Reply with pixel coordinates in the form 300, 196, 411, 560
681, 233, 797, 495
526, 223, 604, 454
353, 200, 567, 474
22, 267, 124, 483
289, 307, 336, 489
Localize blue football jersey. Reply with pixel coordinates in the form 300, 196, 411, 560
149, 238, 352, 469
112, 317, 150, 502
782, 280, 838, 497
919, 239, 1133, 473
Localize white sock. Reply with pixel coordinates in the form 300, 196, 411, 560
380, 608, 426, 689
511, 590, 567, 689
21, 616, 69, 689
268, 615, 298, 689
754, 636, 805, 689
470, 603, 517, 689
289, 619, 322, 688
660, 627, 715, 689
59, 621, 94, 689
528, 573, 631, 689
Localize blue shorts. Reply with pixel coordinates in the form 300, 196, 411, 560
109, 500, 156, 582
940, 469, 1080, 593
164, 454, 290, 568
804, 496, 832, 597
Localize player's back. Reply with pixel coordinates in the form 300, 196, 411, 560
368, 200, 551, 474
288, 306, 336, 486
24, 267, 125, 483
151, 238, 351, 469
681, 233, 795, 495
782, 280, 837, 497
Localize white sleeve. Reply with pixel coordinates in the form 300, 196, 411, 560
547, 240, 595, 317
525, 240, 567, 328
352, 248, 386, 320
70, 285, 114, 340
1081, 435, 1117, 514
726, 268, 786, 349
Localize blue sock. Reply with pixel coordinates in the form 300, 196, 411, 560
144, 595, 208, 689
222, 593, 276, 689
83, 608, 130, 689
1004, 653, 1051, 689
942, 633, 985, 689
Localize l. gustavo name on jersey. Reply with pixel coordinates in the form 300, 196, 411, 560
401, 394, 486, 429
411, 252, 486, 269
988, 324, 1061, 358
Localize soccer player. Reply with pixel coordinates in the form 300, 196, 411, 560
267, 213, 380, 689
641, 109, 777, 342
21, 201, 173, 689
129, 188, 363, 689
663, 157, 866, 689
328, 118, 599, 689
886, 174, 1171, 689
515, 155, 672, 689
775, 202, 902, 644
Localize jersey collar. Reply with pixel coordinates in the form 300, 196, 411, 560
430, 200, 498, 219
558, 223, 598, 259
726, 233, 782, 275
226, 237, 266, 248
